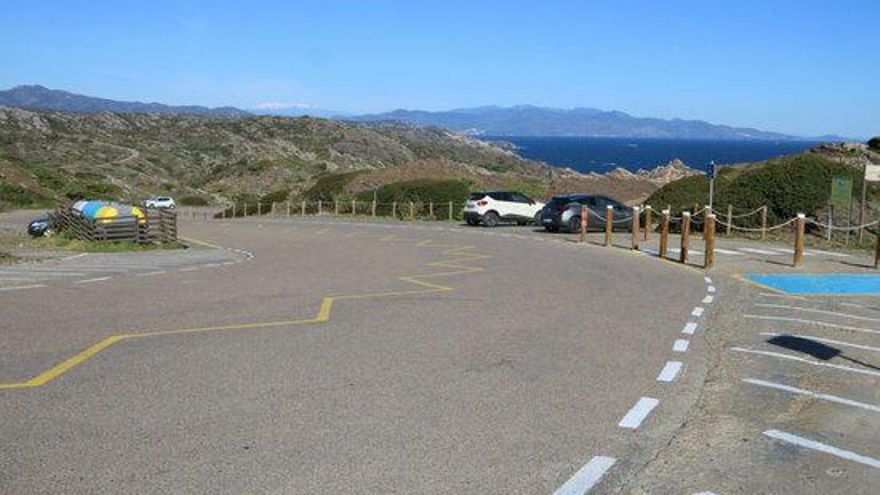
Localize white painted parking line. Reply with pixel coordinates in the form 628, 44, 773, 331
759, 332, 880, 354
551, 456, 616, 495
702, 295, 714, 304
707, 286, 716, 293
730, 347, 880, 378
657, 361, 683, 382
759, 292, 808, 301
744, 378, 880, 413
673, 339, 690, 352
806, 248, 849, 257
74, 277, 111, 284
682, 322, 698, 335
744, 314, 880, 336
755, 303, 880, 323
135, 270, 166, 277
692, 307, 705, 317
179, 267, 199, 272
0, 284, 46, 291
714, 248, 743, 255
618, 397, 659, 429
763, 429, 880, 469
0, 270, 87, 277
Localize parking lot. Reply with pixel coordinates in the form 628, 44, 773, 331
1, 214, 877, 494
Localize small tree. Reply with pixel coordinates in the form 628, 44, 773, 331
869, 136, 880, 151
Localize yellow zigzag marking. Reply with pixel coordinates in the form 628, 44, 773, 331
0, 233, 489, 390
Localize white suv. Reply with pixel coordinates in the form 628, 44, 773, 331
144, 196, 176, 209
463, 191, 545, 227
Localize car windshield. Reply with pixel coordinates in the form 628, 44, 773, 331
469, 193, 487, 200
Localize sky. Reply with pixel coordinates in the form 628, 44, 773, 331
1, 0, 877, 137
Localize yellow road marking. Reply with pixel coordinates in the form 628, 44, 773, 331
178, 235, 224, 250
0, 234, 488, 390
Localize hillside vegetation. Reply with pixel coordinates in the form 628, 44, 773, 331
647, 144, 880, 224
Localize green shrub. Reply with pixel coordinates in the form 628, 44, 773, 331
302, 171, 363, 202
0, 182, 51, 209
178, 195, 209, 206
869, 136, 880, 151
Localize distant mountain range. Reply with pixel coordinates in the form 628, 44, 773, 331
347, 105, 814, 141
0, 85, 250, 117
0, 85, 843, 140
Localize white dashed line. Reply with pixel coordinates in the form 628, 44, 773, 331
704, 276, 712, 284
702, 295, 714, 304
707, 286, 716, 293
682, 322, 698, 335
551, 456, 617, 495
692, 307, 705, 317
730, 347, 880, 378
0, 284, 47, 291
75, 277, 111, 284
618, 397, 659, 429
744, 378, 880, 413
656, 361, 683, 382
673, 339, 690, 352
136, 270, 166, 277
763, 429, 880, 469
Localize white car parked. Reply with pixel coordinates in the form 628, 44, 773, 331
463, 191, 545, 227
143, 196, 176, 209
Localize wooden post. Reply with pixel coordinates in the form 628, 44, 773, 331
272, 201, 277, 217
605, 205, 613, 247
579, 206, 588, 243
301, 200, 306, 217
448, 201, 453, 221
318, 200, 323, 215
429, 201, 434, 219
631, 206, 640, 250
334, 200, 339, 216
680, 212, 691, 264
372, 200, 377, 218
351, 199, 356, 216
761, 206, 768, 240
793, 213, 805, 267
392, 201, 397, 219
257, 202, 262, 216
704, 214, 716, 269
659, 209, 670, 258
874, 229, 880, 269
644, 206, 652, 241
726, 205, 733, 237
232, 203, 236, 218
409, 201, 415, 220
286, 201, 290, 217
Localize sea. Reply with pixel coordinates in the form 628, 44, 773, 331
482, 136, 823, 174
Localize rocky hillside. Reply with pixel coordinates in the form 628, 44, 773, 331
0, 106, 689, 210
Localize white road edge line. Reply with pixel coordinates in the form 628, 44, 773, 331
682, 322, 698, 335
763, 429, 880, 469
657, 361, 683, 382
743, 314, 880, 336
136, 271, 166, 277
692, 307, 705, 317
618, 397, 659, 429
0, 284, 47, 291
75, 277, 111, 284
743, 378, 880, 413
759, 332, 880, 353
730, 347, 880, 378
551, 456, 617, 495
673, 339, 690, 352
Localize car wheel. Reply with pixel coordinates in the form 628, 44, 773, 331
482, 211, 499, 228
516, 220, 528, 226
466, 219, 477, 226
569, 216, 581, 233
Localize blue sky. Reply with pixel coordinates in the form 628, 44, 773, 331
2, 0, 877, 137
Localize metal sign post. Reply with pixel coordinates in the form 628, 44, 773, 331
707, 161, 717, 211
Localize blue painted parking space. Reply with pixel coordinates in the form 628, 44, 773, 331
746, 273, 880, 295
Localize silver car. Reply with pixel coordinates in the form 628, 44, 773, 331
539, 194, 630, 232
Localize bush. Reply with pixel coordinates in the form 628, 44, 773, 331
869, 136, 880, 151
0, 182, 52, 209
302, 172, 362, 202
178, 195, 209, 206
357, 178, 472, 205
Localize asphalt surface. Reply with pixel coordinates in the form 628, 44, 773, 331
1, 217, 709, 494
2, 215, 877, 494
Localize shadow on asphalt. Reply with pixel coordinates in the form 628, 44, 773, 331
767, 334, 880, 371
